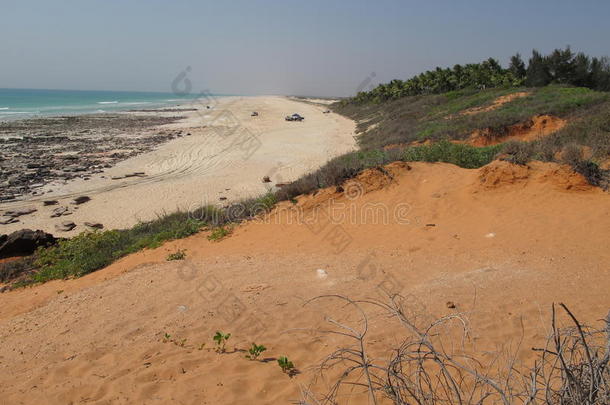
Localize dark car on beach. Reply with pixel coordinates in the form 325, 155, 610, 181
285, 113, 304, 121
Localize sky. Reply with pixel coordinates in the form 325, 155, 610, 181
1, 0, 610, 97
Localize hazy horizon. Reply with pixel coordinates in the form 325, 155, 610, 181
2, 0, 610, 97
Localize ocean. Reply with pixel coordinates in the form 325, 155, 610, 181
0, 88, 205, 121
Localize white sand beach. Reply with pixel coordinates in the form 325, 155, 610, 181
0, 96, 356, 235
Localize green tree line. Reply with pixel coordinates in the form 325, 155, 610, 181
351, 47, 610, 103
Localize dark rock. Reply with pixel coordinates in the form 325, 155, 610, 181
71, 196, 91, 205
55, 221, 76, 232
4, 207, 37, 218
43, 200, 59, 206
446, 301, 456, 309
50, 206, 71, 218
0, 229, 57, 258
0, 216, 19, 225
262, 176, 271, 183
84, 222, 104, 229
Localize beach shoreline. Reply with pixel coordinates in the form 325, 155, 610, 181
0, 96, 356, 235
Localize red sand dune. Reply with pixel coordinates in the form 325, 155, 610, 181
0, 161, 608, 404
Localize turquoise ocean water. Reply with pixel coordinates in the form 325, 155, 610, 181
0, 88, 203, 121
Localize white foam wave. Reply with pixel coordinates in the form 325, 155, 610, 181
98, 101, 118, 104
0, 111, 30, 114
0, 107, 9, 110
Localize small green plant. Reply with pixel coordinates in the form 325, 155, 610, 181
245, 343, 267, 360
213, 331, 231, 352
207, 226, 231, 241
162, 332, 172, 343
278, 356, 295, 374
166, 249, 186, 261
176, 338, 187, 347
198, 343, 206, 351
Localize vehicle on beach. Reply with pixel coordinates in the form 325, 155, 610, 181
251, 111, 259, 116
323, 109, 331, 113
285, 113, 304, 121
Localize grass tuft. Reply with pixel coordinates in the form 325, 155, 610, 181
207, 226, 232, 242
166, 249, 187, 261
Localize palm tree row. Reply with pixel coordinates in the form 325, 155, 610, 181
350, 47, 610, 104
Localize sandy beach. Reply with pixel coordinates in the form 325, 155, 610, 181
0, 96, 356, 235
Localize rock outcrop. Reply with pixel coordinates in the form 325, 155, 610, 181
0, 229, 57, 258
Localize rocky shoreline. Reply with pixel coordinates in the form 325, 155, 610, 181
0, 113, 190, 203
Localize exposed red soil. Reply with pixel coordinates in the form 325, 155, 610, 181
461, 91, 530, 115
464, 114, 567, 146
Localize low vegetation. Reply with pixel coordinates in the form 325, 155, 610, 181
335, 85, 608, 149
0, 256, 35, 284
30, 212, 203, 283
277, 356, 296, 375
402, 141, 502, 168
246, 343, 267, 361
207, 226, 232, 242
213, 331, 231, 353
166, 249, 186, 261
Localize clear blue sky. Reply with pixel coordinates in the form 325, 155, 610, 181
1, 0, 609, 96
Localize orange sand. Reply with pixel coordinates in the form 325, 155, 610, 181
0, 161, 608, 404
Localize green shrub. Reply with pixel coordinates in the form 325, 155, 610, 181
402, 140, 502, 168
276, 149, 396, 201
499, 141, 534, 165
574, 160, 603, 186
31, 215, 204, 282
